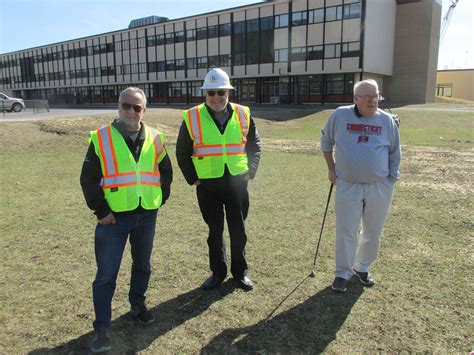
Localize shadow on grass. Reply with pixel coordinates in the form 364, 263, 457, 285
29, 280, 236, 354
201, 277, 364, 354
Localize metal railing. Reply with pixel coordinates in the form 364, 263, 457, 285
1, 100, 50, 115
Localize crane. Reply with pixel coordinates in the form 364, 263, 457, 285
440, 0, 459, 44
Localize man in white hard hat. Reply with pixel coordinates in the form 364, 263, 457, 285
176, 68, 261, 291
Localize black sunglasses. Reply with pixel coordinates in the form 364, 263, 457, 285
207, 90, 227, 97
121, 102, 144, 112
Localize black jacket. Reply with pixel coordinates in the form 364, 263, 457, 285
176, 103, 261, 185
80, 119, 173, 219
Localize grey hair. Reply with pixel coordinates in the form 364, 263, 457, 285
119, 87, 147, 107
353, 79, 379, 96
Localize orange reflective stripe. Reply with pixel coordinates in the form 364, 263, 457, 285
233, 104, 249, 144
107, 125, 119, 176
97, 127, 110, 176
187, 109, 196, 142
149, 127, 164, 172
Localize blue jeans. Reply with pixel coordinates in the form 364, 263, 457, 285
92, 209, 158, 331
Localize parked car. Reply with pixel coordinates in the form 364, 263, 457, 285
0, 93, 26, 112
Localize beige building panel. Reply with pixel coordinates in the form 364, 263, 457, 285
247, 64, 258, 76
325, 22, 342, 43
122, 54, 130, 64
208, 38, 219, 55
220, 14, 231, 23
307, 60, 323, 73
115, 55, 122, 65
166, 71, 175, 80
324, 59, 340, 72
165, 24, 174, 33
165, 45, 174, 59
80, 57, 87, 68
174, 22, 184, 31
233, 66, 246, 77
274, 3, 289, 15
308, 24, 324, 45
275, 62, 287, 75
234, 11, 245, 22
326, 0, 343, 6
342, 19, 360, 42
341, 57, 360, 71
137, 29, 145, 38
196, 40, 207, 56
291, 61, 306, 74
274, 29, 289, 49
101, 53, 107, 64
158, 72, 166, 80
437, 70, 474, 101
197, 18, 207, 28
87, 56, 94, 67
198, 68, 208, 78
187, 42, 196, 57
220, 37, 231, 54
148, 51, 156, 62
260, 5, 273, 17
187, 70, 197, 79
293, 0, 307, 11
149, 72, 157, 82
186, 20, 195, 30
208, 16, 218, 26
156, 50, 165, 61
246, 8, 259, 20
309, 0, 324, 8
156, 26, 164, 34
138, 48, 146, 61
176, 70, 185, 79
107, 53, 114, 63
130, 52, 138, 63
260, 63, 273, 75
175, 44, 185, 58
292, 27, 307, 48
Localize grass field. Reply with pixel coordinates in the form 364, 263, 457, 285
0, 104, 473, 353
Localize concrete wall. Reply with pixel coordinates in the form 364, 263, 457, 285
437, 69, 474, 101
383, 0, 442, 103
363, 0, 397, 76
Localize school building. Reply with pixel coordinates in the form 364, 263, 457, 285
0, 0, 442, 105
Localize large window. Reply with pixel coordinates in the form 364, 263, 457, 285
326, 6, 343, 21
344, 3, 361, 19
176, 59, 185, 70
175, 31, 185, 43
324, 43, 341, 59
186, 29, 196, 41
219, 23, 231, 36
309, 8, 324, 24
308, 45, 324, 60
291, 47, 306, 61
274, 14, 289, 28
187, 58, 197, 69
274, 49, 288, 62
196, 27, 207, 40
197, 56, 207, 69
341, 42, 360, 57
165, 33, 174, 44
292, 11, 308, 26
208, 25, 219, 39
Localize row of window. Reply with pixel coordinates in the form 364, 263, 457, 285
274, 2, 360, 29
0, 41, 360, 85
1, 2, 361, 69
275, 41, 360, 62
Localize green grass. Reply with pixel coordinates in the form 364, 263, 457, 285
0, 105, 472, 353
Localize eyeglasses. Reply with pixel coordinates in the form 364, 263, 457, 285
206, 90, 227, 97
355, 94, 380, 101
121, 102, 144, 112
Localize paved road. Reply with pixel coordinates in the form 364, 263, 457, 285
0, 108, 117, 122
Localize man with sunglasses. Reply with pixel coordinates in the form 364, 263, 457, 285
80, 87, 173, 353
176, 68, 261, 291
320, 79, 401, 293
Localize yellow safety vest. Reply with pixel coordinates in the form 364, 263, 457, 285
89, 124, 166, 212
183, 103, 250, 179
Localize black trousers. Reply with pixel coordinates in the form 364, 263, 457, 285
196, 175, 250, 279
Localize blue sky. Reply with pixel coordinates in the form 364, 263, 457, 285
0, 0, 472, 69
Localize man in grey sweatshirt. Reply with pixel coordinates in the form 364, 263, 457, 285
320, 79, 401, 293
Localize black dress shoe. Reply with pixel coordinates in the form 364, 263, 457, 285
235, 275, 254, 291
200, 274, 225, 290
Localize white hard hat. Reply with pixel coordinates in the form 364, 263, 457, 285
200, 68, 234, 90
